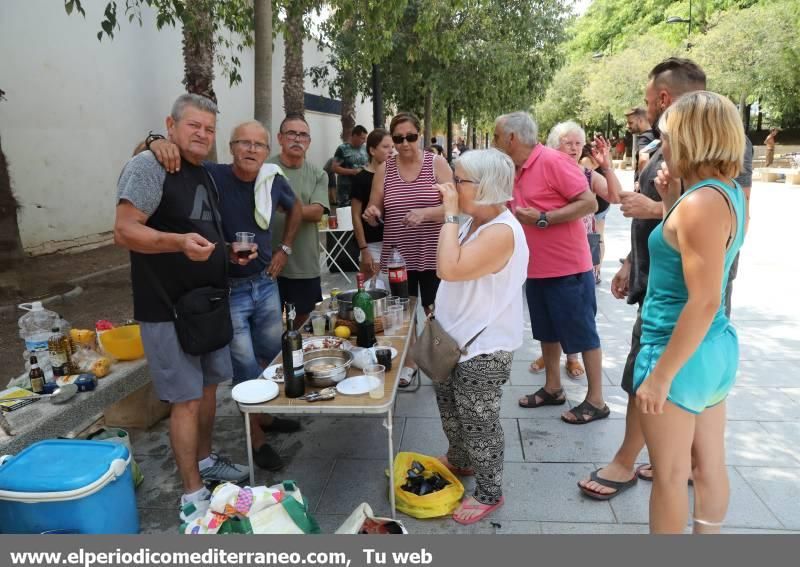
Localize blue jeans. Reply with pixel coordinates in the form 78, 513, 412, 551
229, 272, 283, 384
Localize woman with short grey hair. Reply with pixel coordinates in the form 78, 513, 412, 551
429, 148, 529, 524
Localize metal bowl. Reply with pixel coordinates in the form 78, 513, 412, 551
336, 288, 389, 320
303, 348, 354, 388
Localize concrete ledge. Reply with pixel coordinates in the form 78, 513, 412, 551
0, 358, 150, 455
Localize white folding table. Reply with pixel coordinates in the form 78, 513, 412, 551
318, 227, 359, 283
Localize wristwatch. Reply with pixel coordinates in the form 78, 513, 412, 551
280, 244, 293, 255
444, 214, 459, 225
536, 212, 549, 229
145, 131, 165, 151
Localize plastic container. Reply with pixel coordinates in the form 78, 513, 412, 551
0, 440, 139, 534
99, 325, 144, 360
18, 302, 59, 381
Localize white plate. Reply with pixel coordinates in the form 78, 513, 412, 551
370, 346, 398, 360
261, 363, 284, 383
336, 375, 381, 396
303, 336, 345, 352
232, 379, 279, 404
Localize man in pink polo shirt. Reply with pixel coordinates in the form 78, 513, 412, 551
494, 111, 608, 424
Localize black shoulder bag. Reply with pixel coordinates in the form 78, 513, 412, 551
152, 172, 233, 356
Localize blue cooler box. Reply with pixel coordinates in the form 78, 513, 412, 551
0, 439, 139, 534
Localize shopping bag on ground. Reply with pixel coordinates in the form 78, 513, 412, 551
336, 503, 408, 534
85, 427, 144, 488
182, 480, 320, 535
392, 452, 463, 519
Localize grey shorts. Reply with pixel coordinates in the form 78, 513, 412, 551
140, 321, 232, 403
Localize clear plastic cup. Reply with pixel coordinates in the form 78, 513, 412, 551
233, 232, 256, 259
385, 305, 403, 335
365, 364, 385, 399
311, 312, 327, 336
397, 298, 411, 321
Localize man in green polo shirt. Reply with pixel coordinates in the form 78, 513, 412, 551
268, 113, 329, 326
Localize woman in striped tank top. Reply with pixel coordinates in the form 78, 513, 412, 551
363, 112, 454, 311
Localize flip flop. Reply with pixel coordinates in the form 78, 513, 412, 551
565, 358, 585, 378
561, 400, 610, 424
519, 387, 566, 408
636, 464, 694, 485
438, 456, 475, 476
452, 497, 504, 525
578, 469, 638, 501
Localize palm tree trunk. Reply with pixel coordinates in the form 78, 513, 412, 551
182, 0, 218, 161
283, 2, 305, 115
254, 0, 273, 134
0, 132, 24, 298
423, 89, 432, 148
340, 74, 356, 142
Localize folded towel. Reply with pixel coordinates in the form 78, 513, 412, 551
254, 164, 285, 230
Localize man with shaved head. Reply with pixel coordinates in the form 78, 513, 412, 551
149, 119, 303, 472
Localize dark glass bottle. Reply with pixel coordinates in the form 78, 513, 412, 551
353, 273, 376, 348
29, 355, 45, 394
282, 303, 305, 398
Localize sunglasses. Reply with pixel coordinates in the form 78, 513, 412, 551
392, 133, 419, 144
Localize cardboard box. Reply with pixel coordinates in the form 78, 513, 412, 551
103, 382, 169, 429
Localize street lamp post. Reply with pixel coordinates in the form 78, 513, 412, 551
667, 0, 692, 47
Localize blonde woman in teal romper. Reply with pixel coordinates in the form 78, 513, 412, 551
632, 91, 748, 534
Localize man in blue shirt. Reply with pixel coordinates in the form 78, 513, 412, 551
150, 120, 302, 471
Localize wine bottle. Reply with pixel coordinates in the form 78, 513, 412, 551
282, 303, 305, 398
353, 273, 376, 348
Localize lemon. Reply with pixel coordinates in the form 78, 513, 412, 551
334, 325, 351, 339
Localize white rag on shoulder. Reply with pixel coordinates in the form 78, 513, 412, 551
254, 163, 284, 230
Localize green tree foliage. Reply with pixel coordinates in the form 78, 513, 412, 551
64, 0, 254, 87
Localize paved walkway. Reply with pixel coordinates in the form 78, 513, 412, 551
134, 171, 800, 534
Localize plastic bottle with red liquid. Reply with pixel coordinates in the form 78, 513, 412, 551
387, 247, 409, 298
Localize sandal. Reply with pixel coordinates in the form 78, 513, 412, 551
561, 400, 610, 424
398, 367, 417, 388
528, 357, 545, 374
518, 387, 566, 408
438, 456, 474, 477
636, 464, 694, 485
452, 496, 504, 525
565, 358, 585, 378
578, 469, 638, 501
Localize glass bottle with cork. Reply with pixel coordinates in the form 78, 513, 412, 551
282, 303, 305, 398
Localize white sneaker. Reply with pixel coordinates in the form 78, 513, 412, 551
199, 452, 249, 483
179, 488, 211, 523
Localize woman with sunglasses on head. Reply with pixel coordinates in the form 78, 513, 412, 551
350, 128, 393, 288
364, 112, 454, 386
633, 91, 748, 533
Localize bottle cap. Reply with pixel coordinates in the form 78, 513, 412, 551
356, 273, 365, 286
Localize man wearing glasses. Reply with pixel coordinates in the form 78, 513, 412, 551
267, 113, 330, 327
147, 119, 304, 472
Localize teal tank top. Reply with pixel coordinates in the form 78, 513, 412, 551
640, 178, 746, 346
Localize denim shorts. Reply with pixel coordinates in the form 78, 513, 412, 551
525, 271, 601, 354
229, 271, 284, 384
633, 326, 739, 414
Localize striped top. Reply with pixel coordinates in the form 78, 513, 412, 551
380, 151, 442, 271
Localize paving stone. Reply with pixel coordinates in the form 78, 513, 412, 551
278, 416, 405, 461
726, 386, 800, 421
736, 322, 800, 361
726, 421, 800, 467
210, 416, 249, 463
400, 516, 500, 534
252, 458, 335, 514
139, 507, 180, 534
314, 514, 349, 534
737, 466, 800, 530
135, 453, 183, 510
492, 520, 542, 534
519, 418, 646, 463
316, 459, 393, 517
540, 522, 649, 534
495, 462, 616, 523
609, 466, 783, 529
735, 360, 800, 388
510, 360, 613, 387
782, 387, 800, 405
399, 417, 524, 462
129, 420, 171, 457
394, 386, 441, 418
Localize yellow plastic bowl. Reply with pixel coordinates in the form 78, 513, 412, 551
100, 325, 145, 361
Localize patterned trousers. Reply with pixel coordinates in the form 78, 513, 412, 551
433, 351, 513, 505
